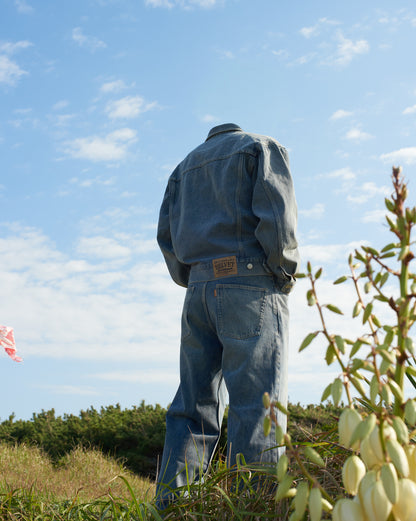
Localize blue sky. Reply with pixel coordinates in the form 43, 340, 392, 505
1, 0, 415, 420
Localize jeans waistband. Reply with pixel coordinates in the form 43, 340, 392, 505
188, 257, 272, 283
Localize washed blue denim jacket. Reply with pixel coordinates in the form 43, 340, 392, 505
157, 123, 300, 292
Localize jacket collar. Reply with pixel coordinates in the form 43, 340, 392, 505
206, 123, 243, 141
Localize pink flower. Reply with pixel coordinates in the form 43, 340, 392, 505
0, 326, 22, 362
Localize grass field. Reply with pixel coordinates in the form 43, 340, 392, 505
0, 404, 342, 519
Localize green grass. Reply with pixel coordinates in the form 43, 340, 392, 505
0, 403, 345, 520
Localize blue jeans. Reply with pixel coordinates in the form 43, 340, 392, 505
155, 270, 289, 505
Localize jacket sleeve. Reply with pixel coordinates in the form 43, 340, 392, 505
252, 140, 300, 293
157, 183, 190, 288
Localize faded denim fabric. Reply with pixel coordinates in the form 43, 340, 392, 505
155, 124, 299, 506
157, 123, 299, 293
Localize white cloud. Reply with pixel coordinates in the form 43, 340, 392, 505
345, 128, 373, 141
72, 27, 106, 52
69, 176, 116, 188
320, 167, 356, 181
145, 0, 218, 7
299, 203, 325, 219
403, 104, 416, 115
330, 109, 353, 121
91, 370, 179, 385
362, 209, 388, 224
201, 114, 219, 123
299, 17, 340, 39
347, 182, 390, 204
330, 32, 369, 67
77, 236, 132, 260
105, 95, 157, 119
64, 128, 137, 162
0, 41, 33, 54
217, 49, 234, 59
100, 80, 127, 93
380, 147, 416, 165
36, 384, 99, 396
145, 0, 174, 6
0, 223, 183, 362
14, 0, 33, 13
52, 100, 69, 111
0, 55, 27, 85
300, 241, 365, 267
0, 40, 32, 86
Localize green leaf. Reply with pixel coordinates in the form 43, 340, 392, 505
389, 379, 404, 403
364, 281, 372, 294
381, 242, 398, 253
263, 416, 272, 437
355, 250, 366, 262
350, 376, 366, 397
380, 272, 389, 287
333, 275, 348, 285
404, 337, 415, 354
331, 378, 343, 406
320, 382, 332, 402
374, 294, 389, 303
334, 335, 345, 354
362, 302, 373, 324
315, 267, 323, 280
385, 197, 395, 212
299, 331, 319, 352
325, 304, 343, 315
370, 375, 379, 404
352, 301, 363, 318
372, 314, 381, 328
350, 340, 363, 357
295, 272, 306, 278
325, 344, 336, 365
304, 446, 325, 467
380, 251, 396, 259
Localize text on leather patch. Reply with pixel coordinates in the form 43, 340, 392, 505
212, 256, 238, 278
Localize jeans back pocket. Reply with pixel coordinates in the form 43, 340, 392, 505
217, 284, 267, 340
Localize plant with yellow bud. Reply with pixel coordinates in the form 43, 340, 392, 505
263, 167, 416, 520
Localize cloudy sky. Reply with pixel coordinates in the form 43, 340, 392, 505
1, 0, 415, 420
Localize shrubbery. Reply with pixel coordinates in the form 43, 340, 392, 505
0, 401, 166, 478
0, 400, 340, 480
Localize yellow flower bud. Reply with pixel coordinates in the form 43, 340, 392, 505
263, 415, 271, 437
381, 462, 399, 504
363, 480, 392, 521
405, 445, 416, 482
369, 423, 397, 462
386, 439, 410, 478
392, 416, 409, 445
275, 424, 284, 445
405, 400, 416, 426
262, 392, 271, 409
294, 481, 309, 518
277, 453, 288, 482
308, 487, 322, 521
392, 479, 416, 521
333, 498, 366, 521
360, 435, 380, 469
342, 455, 366, 495
358, 469, 377, 505
338, 408, 362, 449
275, 474, 293, 501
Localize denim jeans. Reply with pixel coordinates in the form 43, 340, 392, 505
155, 268, 289, 505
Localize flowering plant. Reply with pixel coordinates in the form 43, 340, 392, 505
264, 167, 416, 520
0, 325, 22, 362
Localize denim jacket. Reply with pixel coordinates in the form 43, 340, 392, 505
157, 123, 300, 292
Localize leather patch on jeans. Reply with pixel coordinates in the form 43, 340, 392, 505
212, 256, 238, 278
